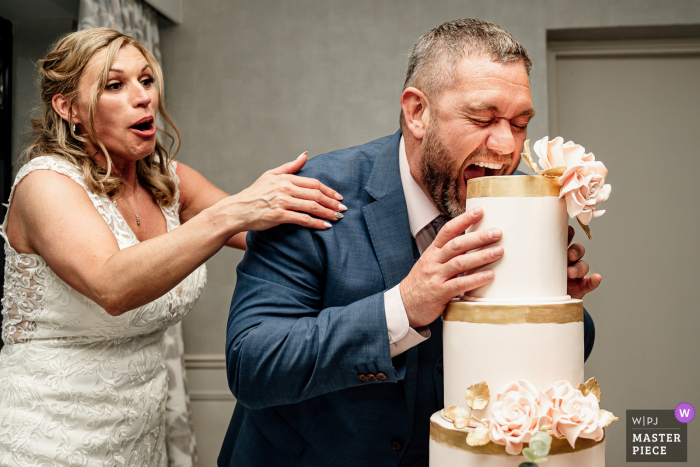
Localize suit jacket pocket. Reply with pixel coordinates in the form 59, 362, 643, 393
248, 408, 308, 461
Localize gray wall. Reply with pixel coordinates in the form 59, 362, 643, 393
159, 1, 700, 465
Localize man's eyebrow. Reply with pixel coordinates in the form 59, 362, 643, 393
468, 103, 499, 112
467, 104, 536, 118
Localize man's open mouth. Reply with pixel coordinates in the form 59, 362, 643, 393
463, 161, 504, 181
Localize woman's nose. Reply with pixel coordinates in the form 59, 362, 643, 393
133, 83, 152, 108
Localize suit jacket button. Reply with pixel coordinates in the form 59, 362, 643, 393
376, 372, 387, 381
367, 374, 377, 382
358, 374, 368, 382
390, 440, 402, 451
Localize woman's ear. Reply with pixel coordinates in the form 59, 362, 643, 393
400, 87, 431, 141
52, 93, 80, 126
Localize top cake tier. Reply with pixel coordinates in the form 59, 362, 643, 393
464, 175, 569, 303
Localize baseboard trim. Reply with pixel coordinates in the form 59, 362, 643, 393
189, 390, 236, 402
185, 354, 226, 370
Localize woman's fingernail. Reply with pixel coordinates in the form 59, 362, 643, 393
334, 212, 344, 219
324, 221, 332, 228
489, 228, 501, 239
471, 207, 482, 217
297, 151, 308, 160
335, 193, 344, 200
482, 270, 494, 280
338, 204, 347, 212
491, 246, 503, 257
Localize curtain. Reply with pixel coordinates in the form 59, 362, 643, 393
78, 1, 197, 466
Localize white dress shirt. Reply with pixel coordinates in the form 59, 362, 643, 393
384, 136, 440, 357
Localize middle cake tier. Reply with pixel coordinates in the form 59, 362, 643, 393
443, 299, 584, 416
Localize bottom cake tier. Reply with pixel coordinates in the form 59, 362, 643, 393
429, 412, 606, 466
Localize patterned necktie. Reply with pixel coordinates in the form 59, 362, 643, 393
430, 216, 448, 235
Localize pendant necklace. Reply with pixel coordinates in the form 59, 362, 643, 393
120, 181, 141, 226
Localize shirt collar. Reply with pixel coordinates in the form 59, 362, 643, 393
399, 136, 440, 239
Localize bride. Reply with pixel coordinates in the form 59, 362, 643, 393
0, 28, 345, 466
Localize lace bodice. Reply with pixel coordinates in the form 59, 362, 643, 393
0, 156, 207, 467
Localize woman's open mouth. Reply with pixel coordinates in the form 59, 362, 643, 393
129, 117, 156, 137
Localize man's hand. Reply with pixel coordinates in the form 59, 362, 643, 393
399, 207, 502, 328
567, 225, 602, 299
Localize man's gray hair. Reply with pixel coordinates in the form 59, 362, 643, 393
400, 18, 531, 128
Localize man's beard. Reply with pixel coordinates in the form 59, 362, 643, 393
419, 116, 512, 219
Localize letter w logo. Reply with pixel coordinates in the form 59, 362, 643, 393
679, 409, 691, 418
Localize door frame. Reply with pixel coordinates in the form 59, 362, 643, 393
547, 38, 700, 136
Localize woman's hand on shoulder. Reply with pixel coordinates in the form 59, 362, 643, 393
225, 152, 345, 232
180, 153, 346, 237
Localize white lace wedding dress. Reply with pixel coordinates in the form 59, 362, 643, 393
0, 156, 207, 467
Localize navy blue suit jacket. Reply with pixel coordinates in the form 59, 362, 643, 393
219, 130, 595, 467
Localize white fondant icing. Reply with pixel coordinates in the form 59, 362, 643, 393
464, 195, 568, 302
429, 412, 605, 466
443, 319, 584, 415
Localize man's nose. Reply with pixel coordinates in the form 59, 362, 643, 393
486, 119, 516, 155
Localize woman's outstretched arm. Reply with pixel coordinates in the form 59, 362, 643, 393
7, 154, 343, 316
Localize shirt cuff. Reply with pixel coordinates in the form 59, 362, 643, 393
384, 284, 431, 358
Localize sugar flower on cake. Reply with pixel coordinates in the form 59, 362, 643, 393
544, 380, 616, 448
488, 380, 552, 455
532, 136, 611, 226
521, 137, 612, 238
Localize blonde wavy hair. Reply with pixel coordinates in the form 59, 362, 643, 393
24, 28, 180, 206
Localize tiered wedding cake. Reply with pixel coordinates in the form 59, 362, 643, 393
429, 138, 616, 466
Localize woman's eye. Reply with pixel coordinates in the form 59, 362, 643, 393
141, 78, 154, 87
106, 82, 122, 91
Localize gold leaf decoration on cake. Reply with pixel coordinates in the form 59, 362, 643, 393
542, 166, 567, 177
520, 140, 543, 175
466, 426, 491, 446
577, 377, 601, 402
577, 217, 592, 240
599, 409, 619, 427
443, 406, 472, 429
465, 381, 490, 411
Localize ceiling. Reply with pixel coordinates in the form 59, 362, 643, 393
0, 0, 79, 22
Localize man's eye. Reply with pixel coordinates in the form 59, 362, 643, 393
511, 123, 528, 131
106, 82, 122, 91
471, 118, 492, 126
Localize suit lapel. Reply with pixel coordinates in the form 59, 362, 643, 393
363, 130, 419, 419
363, 130, 415, 290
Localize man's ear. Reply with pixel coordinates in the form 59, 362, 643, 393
401, 87, 430, 141
52, 93, 80, 126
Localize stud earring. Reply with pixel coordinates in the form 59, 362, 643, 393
72, 124, 77, 134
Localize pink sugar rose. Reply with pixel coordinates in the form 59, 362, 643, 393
488, 380, 552, 455
533, 136, 586, 171
545, 381, 606, 448
533, 136, 611, 225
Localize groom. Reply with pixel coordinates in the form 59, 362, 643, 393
219, 18, 599, 467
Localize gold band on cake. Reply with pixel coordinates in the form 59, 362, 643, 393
444, 301, 583, 324
430, 418, 604, 456
467, 175, 561, 199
